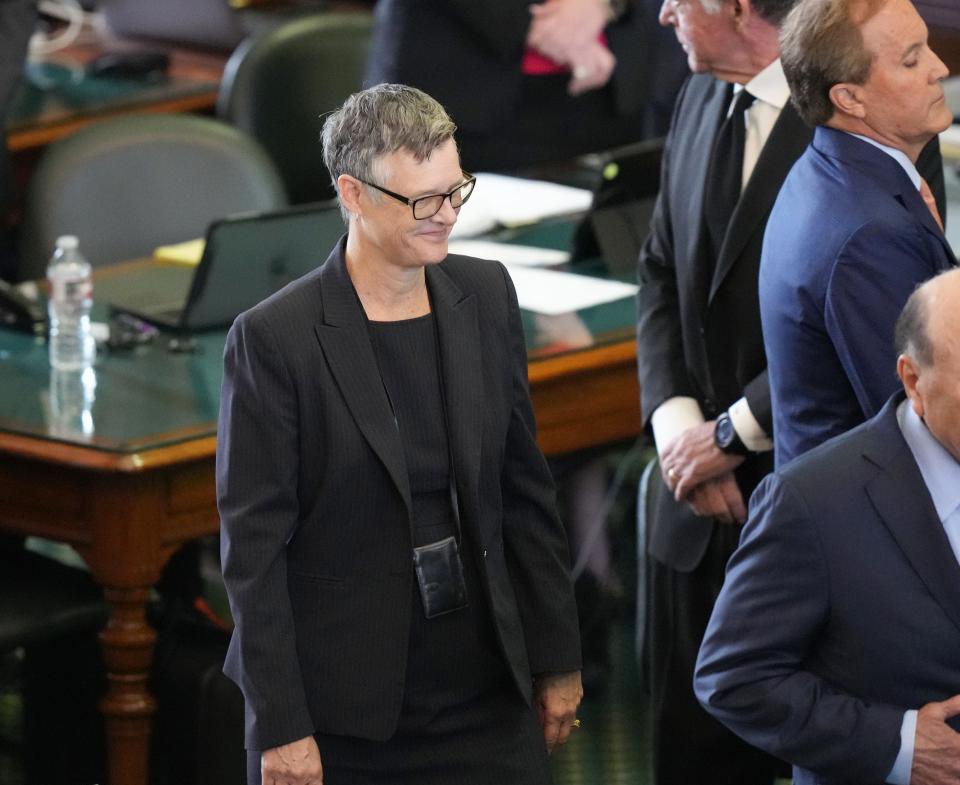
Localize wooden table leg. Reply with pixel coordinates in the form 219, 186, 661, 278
98, 586, 158, 785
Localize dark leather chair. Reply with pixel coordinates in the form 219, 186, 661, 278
17, 113, 287, 281
0, 545, 106, 653
217, 12, 373, 204
0, 543, 108, 784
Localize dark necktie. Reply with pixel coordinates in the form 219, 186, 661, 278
703, 87, 757, 261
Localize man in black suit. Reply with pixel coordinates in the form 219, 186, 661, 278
366, 0, 688, 171
217, 84, 582, 785
695, 267, 960, 785
635, 0, 807, 781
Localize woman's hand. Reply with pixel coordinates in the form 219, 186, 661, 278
261, 735, 323, 785
534, 670, 584, 753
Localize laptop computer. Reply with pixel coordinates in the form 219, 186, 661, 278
109, 201, 344, 332
571, 138, 665, 276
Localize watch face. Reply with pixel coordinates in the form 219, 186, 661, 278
717, 416, 734, 448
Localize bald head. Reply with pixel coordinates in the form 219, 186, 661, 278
896, 268, 960, 368
896, 268, 960, 462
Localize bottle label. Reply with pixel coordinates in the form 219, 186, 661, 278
52, 277, 93, 304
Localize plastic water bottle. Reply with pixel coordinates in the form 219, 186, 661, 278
47, 235, 96, 371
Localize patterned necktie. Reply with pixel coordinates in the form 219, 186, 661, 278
703, 87, 757, 262
919, 176, 944, 233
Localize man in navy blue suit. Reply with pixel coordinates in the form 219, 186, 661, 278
695, 266, 960, 785
759, 0, 956, 468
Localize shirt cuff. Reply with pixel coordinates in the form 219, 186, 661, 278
651, 397, 704, 455
887, 709, 917, 785
728, 396, 773, 453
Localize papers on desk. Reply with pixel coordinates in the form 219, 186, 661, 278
941, 124, 960, 162
153, 238, 204, 266
504, 266, 639, 315
447, 240, 570, 267
446, 238, 636, 313
451, 173, 594, 238
945, 76, 960, 120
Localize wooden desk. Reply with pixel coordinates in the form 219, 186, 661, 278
0, 265, 640, 785
7, 43, 225, 155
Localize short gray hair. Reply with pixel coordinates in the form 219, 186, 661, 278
321, 84, 457, 217
895, 284, 933, 366
699, 0, 799, 25
780, 0, 883, 127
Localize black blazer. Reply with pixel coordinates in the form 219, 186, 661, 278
217, 240, 581, 751
636, 74, 810, 571
635, 73, 945, 571
366, 0, 651, 135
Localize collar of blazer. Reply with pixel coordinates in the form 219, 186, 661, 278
314, 237, 484, 526
812, 126, 957, 263
708, 98, 812, 302
861, 391, 960, 637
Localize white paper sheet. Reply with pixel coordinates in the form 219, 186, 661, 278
446, 240, 570, 267
450, 173, 593, 238
941, 124, 960, 161
504, 266, 639, 315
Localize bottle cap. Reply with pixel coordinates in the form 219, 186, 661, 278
55, 235, 79, 251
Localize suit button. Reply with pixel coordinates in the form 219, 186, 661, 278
483, 550, 488, 558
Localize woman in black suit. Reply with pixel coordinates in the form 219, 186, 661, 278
217, 84, 583, 785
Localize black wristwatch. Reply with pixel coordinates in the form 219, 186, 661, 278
714, 412, 749, 456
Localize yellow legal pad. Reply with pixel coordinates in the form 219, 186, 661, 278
153, 238, 205, 266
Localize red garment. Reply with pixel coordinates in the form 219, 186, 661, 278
521, 32, 608, 75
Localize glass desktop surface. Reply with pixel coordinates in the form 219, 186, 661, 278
6, 62, 218, 137
0, 223, 637, 454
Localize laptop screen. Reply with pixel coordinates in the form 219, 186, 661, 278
571, 138, 665, 276
182, 201, 345, 329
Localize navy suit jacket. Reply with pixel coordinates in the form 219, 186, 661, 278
760, 127, 956, 468
217, 240, 580, 751
695, 392, 960, 785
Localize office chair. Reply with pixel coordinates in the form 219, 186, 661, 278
217, 12, 373, 204
18, 113, 288, 282
0, 543, 108, 783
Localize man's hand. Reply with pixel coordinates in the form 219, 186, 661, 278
527, 0, 611, 65
566, 41, 616, 95
534, 671, 583, 753
660, 420, 745, 502
261, 736, 323, 785
686, 473, 747, 524
912, 695, 960, 785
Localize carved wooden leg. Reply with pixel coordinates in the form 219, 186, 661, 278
98, 586, 158, 785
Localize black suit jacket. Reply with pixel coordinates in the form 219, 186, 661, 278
366, 0, 651, 135
696, 393, 960, 785
635, 74, 810, 570
635, 73, 945, 571
217, 240, 581, 751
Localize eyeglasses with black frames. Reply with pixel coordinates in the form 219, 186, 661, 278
359, 174, 477, 220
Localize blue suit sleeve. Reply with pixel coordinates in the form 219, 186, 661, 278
694, 473, 903, 782
824, 220, 940, 419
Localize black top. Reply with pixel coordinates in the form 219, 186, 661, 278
368, 314, 509, 718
